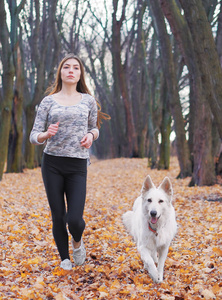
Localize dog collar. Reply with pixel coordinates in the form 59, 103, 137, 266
148, 222, 158, 236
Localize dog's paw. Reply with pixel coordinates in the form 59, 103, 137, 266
145, 267, 159, 283
156, 274, 163, 283
144, 262, 163, 283
157, 272, 163, 283
157, 277, 163, 283
148, 270, 163, 283
151, 275, 163, 283
150, 274, 159, 283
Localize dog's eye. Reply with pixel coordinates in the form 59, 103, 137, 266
147, 198, 152, 203
159, 199, 164, 203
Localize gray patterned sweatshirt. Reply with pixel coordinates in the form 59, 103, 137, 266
29, 93, 99, 159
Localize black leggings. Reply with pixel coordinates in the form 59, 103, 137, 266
41, 153, 87, 261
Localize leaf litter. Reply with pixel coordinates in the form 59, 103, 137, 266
0, 157, 221, 299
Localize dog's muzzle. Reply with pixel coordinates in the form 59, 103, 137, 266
150, 210, 157, 217
150, 210, 159, 224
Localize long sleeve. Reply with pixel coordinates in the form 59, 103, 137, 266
87, 97, 99, 140
29, 97, 51, 145
29, 94, 99, 158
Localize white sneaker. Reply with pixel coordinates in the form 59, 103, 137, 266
60, 259, 72, 270
72, 238, 86, 266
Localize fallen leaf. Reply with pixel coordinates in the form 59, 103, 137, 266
0, 157, 221, 299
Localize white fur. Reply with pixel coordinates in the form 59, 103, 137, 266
122, 175, 177, 283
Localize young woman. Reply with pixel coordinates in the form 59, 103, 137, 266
30, 53, 109, 270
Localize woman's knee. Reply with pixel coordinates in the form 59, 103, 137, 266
68, 217, 85, 236
51, 211, 66, 225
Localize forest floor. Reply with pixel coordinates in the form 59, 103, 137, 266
0, 157, 222, 300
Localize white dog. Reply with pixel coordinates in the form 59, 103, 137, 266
122, 175, 177, 283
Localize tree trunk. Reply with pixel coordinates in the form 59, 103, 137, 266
179, 0, 222, 140
170, 0, 217, 185
83, 40, 114, 159
146, 32, 161, 168
7, 47, 24, 173
213, 2, 222, 169
7, 91, 24, 173
111, 0, 137, 157
190, 101, 215, 186
130, 0, 145, 157
160, 0, 216, 185
25, 105, 36, 168
149, 0, 192, 178
24, 0, 60, 168
0, 0, 15, 180
216, 1, 222, 66
158, 78, 171, 170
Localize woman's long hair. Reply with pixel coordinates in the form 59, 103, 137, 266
46, 53, 110, 128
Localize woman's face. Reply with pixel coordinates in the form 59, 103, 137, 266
60, 58, 81, 86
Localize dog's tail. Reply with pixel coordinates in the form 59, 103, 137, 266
122, 211, 133, 233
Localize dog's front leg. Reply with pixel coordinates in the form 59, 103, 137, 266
157, 246, 169, 282
139, 245, 159, 283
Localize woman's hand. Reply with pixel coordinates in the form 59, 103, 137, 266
81, 132, 94, 149
47, 122, 60, 138
37, 122, 59, 143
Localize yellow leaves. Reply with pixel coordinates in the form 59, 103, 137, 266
1, 157, 222, 299
55, 293, 67, 300
30, 213, 40, 218
130, 260, 142, 270
52, 267, 71, 277
182, 241, 192, 248
20, 272, 27, 278
212, 283, 221, 294
99, 291, 109, 299
98, 285, 109, 294
212, 247, 222, 256
34, 276, 45, 291
84, 263, 95, 273
117, 255, 125, 262
18, 289, 36, 299
110, 279, 122, 290
27, 257, 42, 265
36, 276, 45, 285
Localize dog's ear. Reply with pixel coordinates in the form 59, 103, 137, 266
142, 175, 155, 194
159, 177, 173, 200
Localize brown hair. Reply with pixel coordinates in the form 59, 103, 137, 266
46, 53, 110, 128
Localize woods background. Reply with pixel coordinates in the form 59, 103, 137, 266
1, 0, 222, 186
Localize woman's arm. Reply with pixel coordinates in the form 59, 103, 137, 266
30, 97, 52, 145
37, 122, 60, 143
81, 96, 100, 149
88, 128, 99, 140
80, 131, 96, 149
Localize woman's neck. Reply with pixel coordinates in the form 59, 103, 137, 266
59, 84, 79, 96
53, 84, 82, 106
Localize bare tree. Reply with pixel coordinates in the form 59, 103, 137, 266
179, 0, 222, 139
82, 0, 155, 159
23, 0, 60, 168
0, 0, 25, 179
1, 0, 221, 188
159, 0, 220, 185
149, 0, 192, 178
